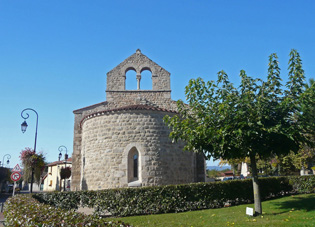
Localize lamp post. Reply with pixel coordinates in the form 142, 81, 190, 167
58, 145, 68, 191
21, 108, 38, 193
1, 154, 11, 167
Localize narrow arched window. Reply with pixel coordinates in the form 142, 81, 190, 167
128, 147, 139, 182
133, 154, 138, 178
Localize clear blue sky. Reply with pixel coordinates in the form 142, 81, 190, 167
0, 1, 314, 167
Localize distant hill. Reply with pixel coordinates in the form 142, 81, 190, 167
207, 166, 231, 171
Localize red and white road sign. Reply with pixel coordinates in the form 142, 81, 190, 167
12, 164, 22, 172
10, 172, 21, 182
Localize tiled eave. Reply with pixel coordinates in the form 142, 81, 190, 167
47, 158, 72, 167
80, 104, 177, 128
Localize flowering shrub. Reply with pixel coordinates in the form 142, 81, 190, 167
4, 194, 130, 226
20, 147, 46, 184
60, 166, 71, 179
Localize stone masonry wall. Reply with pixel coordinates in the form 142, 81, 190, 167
71, 50, 206, 191
71, 97, 178, 191
106, 49, 170, 91
80, 109, 196, 190
106, 91, 172, 108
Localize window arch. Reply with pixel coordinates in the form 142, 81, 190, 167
128, 147, 139, 182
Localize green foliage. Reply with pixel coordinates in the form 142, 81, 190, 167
207, 168, 230, 178
0, 167, 10, 184
164, 50, 314, 214
256, 149, 315, 176
19, 147, 46, 184
258, 154, 299, 176
300, 78, 315, 134
60, 166, 71, 180
3, 194, 129, 226
164, 50, 312, 161
33, 177, 304, 217
296, 77, 315, 167
288, 175, 315, 193
34, 190, 81, 210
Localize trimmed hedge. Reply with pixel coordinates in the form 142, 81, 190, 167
289, 175, 315, 193
31, 176, 315, 217
5, 175, 313, 225
4, 194, 130, 226
33, 176, 313, 217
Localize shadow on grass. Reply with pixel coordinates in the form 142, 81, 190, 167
271, 194, 315, 214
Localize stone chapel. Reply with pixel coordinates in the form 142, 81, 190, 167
71, 49, 205, 191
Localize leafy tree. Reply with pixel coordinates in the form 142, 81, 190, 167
293, 145, 315, 170
207, 169, 220, 178
257, 77, 315, 175
207, 168, 230, 178
164, 50, 315, 215
0, 167, 10, 189
256, 148, 315, 176
302, 78, 315, 131
20, 147, 46, 185
256, 158, 275, 175
274, 78, 315, 173
300, 78, 315, 159
257, 154, 295, 176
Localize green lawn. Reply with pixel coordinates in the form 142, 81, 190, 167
108, 194, 315, 226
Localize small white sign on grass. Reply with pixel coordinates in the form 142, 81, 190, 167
246, 207, 254, 216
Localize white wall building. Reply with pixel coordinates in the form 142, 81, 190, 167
43, 158, 72, 192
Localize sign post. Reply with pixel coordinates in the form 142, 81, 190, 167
10, 172, 21, 182
12, 164, 22, 172
11, 164, 22, 196
13, 182, 16, 196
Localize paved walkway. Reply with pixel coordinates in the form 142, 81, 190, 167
0, 193, 11, 227
0, 212, 4, 227
77, 206, 95, 215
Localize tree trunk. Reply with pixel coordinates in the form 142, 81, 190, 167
250, 153, 262, 215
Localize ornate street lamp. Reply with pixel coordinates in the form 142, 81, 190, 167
21, 108, 38, 193
58, 152, 62, 161
1, 154, 11, 167
21, 121, 28, 133
58, 145, 68, 191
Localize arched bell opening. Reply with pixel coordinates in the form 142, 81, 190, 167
125, 68, 137, 90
